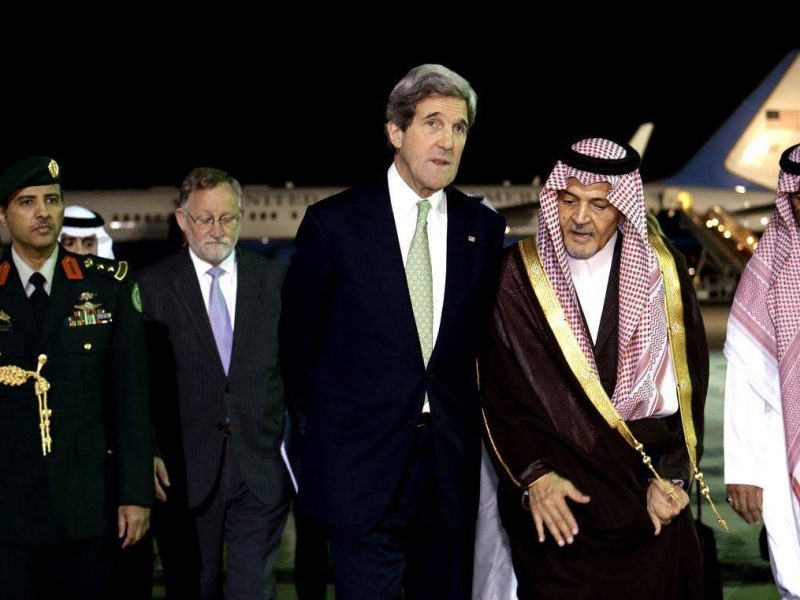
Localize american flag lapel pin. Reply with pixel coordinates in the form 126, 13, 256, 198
467, 235, 476, 243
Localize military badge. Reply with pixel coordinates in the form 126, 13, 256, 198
132, 283, 142, 314
68, 293, 113, 327
0, 310, 11, 332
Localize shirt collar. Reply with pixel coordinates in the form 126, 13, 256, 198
567, 230, 618, 279
12, 244, 59, 289
188, 247, 237, 280
387, 163, 445, 215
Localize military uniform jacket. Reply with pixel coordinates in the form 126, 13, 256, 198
0, 246, 153, 545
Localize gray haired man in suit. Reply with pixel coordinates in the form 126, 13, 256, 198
138, 167, 291, 600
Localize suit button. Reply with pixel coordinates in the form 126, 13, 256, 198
225, 384, 231, 393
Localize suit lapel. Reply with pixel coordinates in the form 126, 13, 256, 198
429, 190, 471, 367
358, 183, 419, 340
0, 260, 38, 340
39, 250, 82, 346
169, 250, 225, 375
229, 249, 257, 379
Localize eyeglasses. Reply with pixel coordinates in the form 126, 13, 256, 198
182, 211, 241, 231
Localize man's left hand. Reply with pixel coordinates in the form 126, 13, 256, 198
646, 480, 688, 535
118, 505, 151, 548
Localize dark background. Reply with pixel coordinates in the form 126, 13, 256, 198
2, 30, 796, 191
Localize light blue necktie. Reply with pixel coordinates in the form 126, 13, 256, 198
207, 266, 233, 374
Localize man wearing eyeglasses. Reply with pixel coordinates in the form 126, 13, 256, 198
138, 167, 291, 599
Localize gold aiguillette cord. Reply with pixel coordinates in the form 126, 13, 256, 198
0, 354, 51, 455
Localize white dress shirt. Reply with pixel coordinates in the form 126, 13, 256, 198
12, 245, 58, 297
567, 232, 617, 345
388, 163, 448, 413
188, 248, 238, 330
567, 232, 678, 417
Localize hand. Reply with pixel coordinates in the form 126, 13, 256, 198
726, 483, 763, 524
118, 505, 150, 548
647, 480, 689, 535
527, 471, 591, 546
154, 457, 170, 502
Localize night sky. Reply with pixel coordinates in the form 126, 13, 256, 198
3, 35, 797, 191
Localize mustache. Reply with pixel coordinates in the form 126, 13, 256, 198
569, 226, 594, 235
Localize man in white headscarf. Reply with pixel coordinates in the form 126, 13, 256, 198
59, 205, 115, 258
725, 142, 800, 599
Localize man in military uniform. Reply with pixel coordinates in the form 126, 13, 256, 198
0, 156, 153, 599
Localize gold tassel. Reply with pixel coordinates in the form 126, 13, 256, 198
0, 354, 51, 456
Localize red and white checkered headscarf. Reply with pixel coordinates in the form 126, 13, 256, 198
728, 143, 800, 503
536, 138, 671, 420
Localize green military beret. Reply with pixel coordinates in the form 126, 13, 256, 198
0, 156, 61, 205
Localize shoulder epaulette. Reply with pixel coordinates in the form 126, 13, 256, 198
61, 255, 84, 280
80, 256, 130, 281
0, 261, 9, 286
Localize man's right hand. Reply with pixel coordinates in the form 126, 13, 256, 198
727, 483, 763, 524
527, 471, 591, 546
154, 457, 170, 502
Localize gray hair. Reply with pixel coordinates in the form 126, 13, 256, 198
385, 64, 477, 133
179, 167, 243, 207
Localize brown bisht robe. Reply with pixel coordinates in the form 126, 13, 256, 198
481, 235, 707, 599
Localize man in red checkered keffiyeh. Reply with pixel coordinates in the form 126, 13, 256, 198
481, 137, 707, 598
725, 143, 800, 597
537, 137, 672, 421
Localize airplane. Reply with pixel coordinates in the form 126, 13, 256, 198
649, 49, 800, 232
59, 52, 799, 263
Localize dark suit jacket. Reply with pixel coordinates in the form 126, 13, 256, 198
138, 248, 290, 509
0, 246, 152, 545
280, 180, 506, 532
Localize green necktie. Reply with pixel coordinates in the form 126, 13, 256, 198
406, 199, 433, 366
